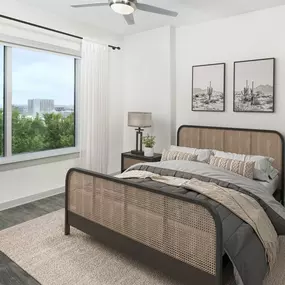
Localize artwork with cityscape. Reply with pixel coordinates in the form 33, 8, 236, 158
234, 58, 275, 112
192, 63, 225, 112
0, 47, 75, 156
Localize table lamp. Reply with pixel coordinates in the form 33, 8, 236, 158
128, 112, 152, 155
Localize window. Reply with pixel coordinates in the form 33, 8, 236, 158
0, 46, 3, 157
0, 45, 77, 163
11, 48, 76, 155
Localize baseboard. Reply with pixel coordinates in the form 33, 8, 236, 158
0, 187, 65, 211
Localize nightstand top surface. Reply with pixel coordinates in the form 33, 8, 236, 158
123, 152, 162, 161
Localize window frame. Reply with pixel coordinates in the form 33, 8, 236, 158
0, 44, 79, 169
0, 46, 4, 157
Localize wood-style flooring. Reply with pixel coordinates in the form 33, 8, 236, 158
0, 194, 65, 285
0, 251, 40, 285
0, 193, 64, 231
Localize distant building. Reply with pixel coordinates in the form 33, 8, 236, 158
55, 105, 74, 112
61, 110, 74, 118
28, 99, 55, 116
55, 106, 65, 112
13, 105, 28, 115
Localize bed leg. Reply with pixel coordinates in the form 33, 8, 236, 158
65, 222, 70, 235
65, 179, 70, 235
65, 210, 70, 235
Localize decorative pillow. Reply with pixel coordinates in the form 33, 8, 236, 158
161, 149, 197, 162
161, 149, 178, 161
213, 150, 274, 181
169, 146, 213, 163
269, 167, 279, 180
209, 156, 255, 179
176, 152, 198, 161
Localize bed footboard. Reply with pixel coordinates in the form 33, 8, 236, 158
65, 168, 223, 285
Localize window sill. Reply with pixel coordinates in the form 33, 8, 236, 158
0, 147, 80, 172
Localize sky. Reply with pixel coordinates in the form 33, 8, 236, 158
193, 64, 224, 93
234, 59, 274, 91
0, 46, 75, 107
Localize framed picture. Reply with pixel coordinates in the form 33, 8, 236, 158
192, 63, 225, 112
233, 58, 275, 113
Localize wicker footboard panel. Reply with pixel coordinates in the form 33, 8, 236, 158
65, 168, 223, 285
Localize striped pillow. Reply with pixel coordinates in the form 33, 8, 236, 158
209, 156, 255, 179
176, 152, 198, 161
161, 150, 197, 162
161, 149, 177, 161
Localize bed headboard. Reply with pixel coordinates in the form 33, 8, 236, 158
177, 125, 284, 200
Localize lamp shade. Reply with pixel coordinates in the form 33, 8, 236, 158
128, 112, 152, 128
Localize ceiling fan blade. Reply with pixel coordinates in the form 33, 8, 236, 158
71, 1, 108, 8
136, 3, 178, 17
123, 14, 135, 25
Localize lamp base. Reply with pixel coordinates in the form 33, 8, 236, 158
131, 150, 144, 156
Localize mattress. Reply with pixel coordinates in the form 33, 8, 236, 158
258, 176, 280, 195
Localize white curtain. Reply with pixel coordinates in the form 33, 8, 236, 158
79, 39, 109, 173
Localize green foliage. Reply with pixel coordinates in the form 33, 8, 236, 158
142, 134, 156, 148
0, 108, 74, 156
42, 113, 75, 149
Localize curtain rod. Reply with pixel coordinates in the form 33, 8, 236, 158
0, 14, 121, 51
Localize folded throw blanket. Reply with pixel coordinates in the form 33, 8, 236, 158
116, 170, 279, 269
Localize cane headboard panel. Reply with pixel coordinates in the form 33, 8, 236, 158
177, 125, 284, 174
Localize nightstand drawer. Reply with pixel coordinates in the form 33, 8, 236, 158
123, 157, 144, 170
121, 152, 162, 173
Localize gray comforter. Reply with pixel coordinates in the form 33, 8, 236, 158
125, 160, 285, 285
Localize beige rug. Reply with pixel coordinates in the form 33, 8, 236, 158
0, 209, 285, 285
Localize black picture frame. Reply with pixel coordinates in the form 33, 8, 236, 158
233, 58, 275, 113
192, 63, 226, 112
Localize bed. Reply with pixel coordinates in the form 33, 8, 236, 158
259, 176, 280, 195
176, 125, 284, 202
65, 125, 285, 285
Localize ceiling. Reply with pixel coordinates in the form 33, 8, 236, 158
18, 0, 285, 36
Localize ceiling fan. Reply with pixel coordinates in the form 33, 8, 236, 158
70, 0, 178, 25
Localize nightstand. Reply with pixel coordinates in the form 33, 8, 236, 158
121, 152, 162, 173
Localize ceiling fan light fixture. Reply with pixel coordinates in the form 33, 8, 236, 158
110, 0, 135, 15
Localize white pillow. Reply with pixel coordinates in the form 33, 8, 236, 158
269, 167, 279, 180
169, 146, 213, 163
213, 150, 274, 181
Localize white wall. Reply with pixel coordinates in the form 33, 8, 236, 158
0, 0, 122, 44
123, 26, 175, 153
0, 159, 77, 209
108, 49, 124, 174
176, 5, 285, 135
0, 0, 124, 207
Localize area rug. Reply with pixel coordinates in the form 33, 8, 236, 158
0, 209, 285, 285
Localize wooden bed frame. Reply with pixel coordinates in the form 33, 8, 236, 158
65, 125, 284, 285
